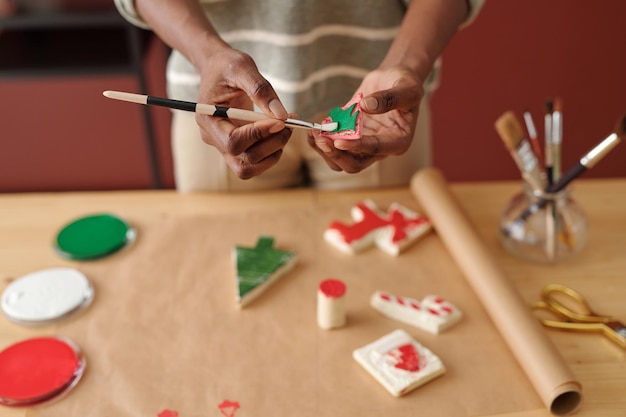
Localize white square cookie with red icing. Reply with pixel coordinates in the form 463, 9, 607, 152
353, 329, 445, 397
371, 291, 462, 334
324, 199, 431, 256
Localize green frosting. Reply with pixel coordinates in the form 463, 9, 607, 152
328, 103, 359, 133
235, 236, 295, 298
55, 213, 131, 260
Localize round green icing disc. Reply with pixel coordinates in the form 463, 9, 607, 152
55, 214, 133, 260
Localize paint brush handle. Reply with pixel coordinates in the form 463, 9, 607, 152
544, 101, 554, 187
103, 90, 338, 132
511, 163, 584, 225
547, 163, 585, 194
523, 110, 544, 163
551, 101, 563, 183
142, 93, 270, 122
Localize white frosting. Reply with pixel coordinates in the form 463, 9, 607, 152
353, 329, 445, 397
375, 203, 432, 256
371, 291, 462, 334
1, 267, 93, 325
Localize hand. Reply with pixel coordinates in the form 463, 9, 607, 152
195, 46, 292, 179
309, 67, 424, 173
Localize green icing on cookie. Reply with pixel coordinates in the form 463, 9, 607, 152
235, 236, 295, 298
328, 103, 359, 133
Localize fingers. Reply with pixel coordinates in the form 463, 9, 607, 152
228, 121, 292, 179
225, 149, 284, 180
333, 136, 382, 157
333, 134, 405, 157
242, 74, 289, 120
198, 115, 292, 179
308, 135, 342, 171
360, 83, 423, 115
229, 53, 289, 120
308, 131, 384, 174
203, 48, 288, 120
336, 113, 414, 155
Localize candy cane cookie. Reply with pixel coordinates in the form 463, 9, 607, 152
370, 291, 462, 334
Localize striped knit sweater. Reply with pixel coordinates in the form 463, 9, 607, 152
115, 0, 483, 121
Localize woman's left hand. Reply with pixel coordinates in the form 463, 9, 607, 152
308, 66, 424, 173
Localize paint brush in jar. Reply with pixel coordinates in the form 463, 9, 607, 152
547, 113, 625, 194
495, 111, 546, 192
503, 113, 626, 234
544, 99, 554, 187
551, 98, 564, 184
523, 108, 544, 166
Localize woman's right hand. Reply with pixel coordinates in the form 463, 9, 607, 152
194, 46, 292, 179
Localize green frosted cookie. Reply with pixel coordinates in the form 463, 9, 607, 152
233, 236, 296, 308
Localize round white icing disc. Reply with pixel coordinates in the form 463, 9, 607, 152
1, 267, 94, 326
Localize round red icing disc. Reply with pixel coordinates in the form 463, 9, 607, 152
319, 278, 346, 298
0, 337, 85, 406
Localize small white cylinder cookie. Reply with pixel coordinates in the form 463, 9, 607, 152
317, 278, 346, 329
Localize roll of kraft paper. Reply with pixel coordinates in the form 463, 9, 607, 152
410, 168, 582, 416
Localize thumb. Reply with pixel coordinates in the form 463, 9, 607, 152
360, 84, 422, 114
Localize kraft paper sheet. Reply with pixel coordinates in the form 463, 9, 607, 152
27, 168, 578, 417
410, 168, 582, 415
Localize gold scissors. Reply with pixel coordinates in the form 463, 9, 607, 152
532, 284, 626, 349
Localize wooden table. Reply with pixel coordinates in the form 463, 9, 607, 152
1, 179, 624, 417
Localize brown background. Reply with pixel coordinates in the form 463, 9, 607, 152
1, 0, 625, 192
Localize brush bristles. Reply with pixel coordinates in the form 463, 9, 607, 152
321, 122, 338, 132
545, 98, 554, 114
495, 111, 525, 150
616, 113, 626, 138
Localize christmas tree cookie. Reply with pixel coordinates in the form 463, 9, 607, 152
320, 92, 363, 139
233, 236, 297, 308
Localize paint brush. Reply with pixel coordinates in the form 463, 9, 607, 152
544, 99, 554, 187
495, 111, 546, 192
103, 90, 338, 132
504, 113, 626, 235
523, 108, 544, 164
551, 98, 563, 183
548, 114, 625, 193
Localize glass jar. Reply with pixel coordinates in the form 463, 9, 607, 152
499, 186, 588, 263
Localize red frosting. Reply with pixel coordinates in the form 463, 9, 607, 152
319, 278, 346, 298
329, 201, 429, 245
0, 337, 81, 403
387, 343, 422, 372
218, 400, 241, 417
